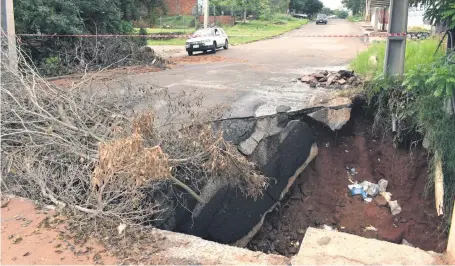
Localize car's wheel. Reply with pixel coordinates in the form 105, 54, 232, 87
187, 51, 193, 56
212, 42, 217, 53
223, 40, 228, 50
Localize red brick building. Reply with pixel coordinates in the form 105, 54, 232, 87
163, 0, 197, 15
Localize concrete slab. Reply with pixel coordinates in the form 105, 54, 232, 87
292, 227, 444, 265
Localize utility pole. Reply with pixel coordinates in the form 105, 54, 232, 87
1, 0, 18, 71
204, 0, 209, 28
383, 0, 408, 76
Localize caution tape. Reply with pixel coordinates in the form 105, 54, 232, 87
16, 32, 408, 39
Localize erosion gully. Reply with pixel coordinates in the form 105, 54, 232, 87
247, 102, 448, 256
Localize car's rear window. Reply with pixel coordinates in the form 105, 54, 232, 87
317, 14, 327, 19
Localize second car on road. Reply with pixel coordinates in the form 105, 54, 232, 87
316, 14, 328, 25
185, 27, 229, 56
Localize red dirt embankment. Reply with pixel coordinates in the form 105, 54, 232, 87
249, 116, 448, 256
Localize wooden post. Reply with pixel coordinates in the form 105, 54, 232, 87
1, 0, 18, 71
447, 201, 455, 263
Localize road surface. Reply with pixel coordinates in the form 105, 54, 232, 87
113, 19, 367, 118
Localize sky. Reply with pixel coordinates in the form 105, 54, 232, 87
320, 0, 343, 10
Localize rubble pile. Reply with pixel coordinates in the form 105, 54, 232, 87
299, 70, 362, 89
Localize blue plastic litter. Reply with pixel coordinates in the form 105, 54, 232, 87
350, 187, 368, 198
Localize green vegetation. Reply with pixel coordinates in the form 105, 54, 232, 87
408, 26, 430, 33
157, 16, 196, 29
342, 0, 365, 15
290, 0, 323, 17
347, 14, 363, 22
351, 37, 455, 231
14, 0, 163, 34
334, 9, 349, 19
147, 16, 309, 45
350, 39, 442, 78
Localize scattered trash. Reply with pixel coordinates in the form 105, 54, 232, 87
389, 200, 402, 215
325, 143, 330, 148
349, 168, 357, 176
360, 181, 379, 197
378, 158, 381, 161
402, 239, 414, 247
348, 179, 402, 215
380, 191, 392, 202
117, 223, 126, 235
340, 226, 346, 230
348, 184, 368, 200
321, 224, 336, 231
345, 150, 349, 153
23, 252, 31, 257
378, 179, 388, 193
364, 225, 378, 232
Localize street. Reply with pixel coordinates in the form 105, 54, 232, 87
113, 19, 367, 118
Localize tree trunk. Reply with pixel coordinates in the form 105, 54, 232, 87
243, 0, 246, 23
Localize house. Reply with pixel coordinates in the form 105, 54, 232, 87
365, 0, 432, 32
162, 0, 198, 15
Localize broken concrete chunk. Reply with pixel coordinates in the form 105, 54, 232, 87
300, 75, 312, 83
251, 130, 265, 143
314, 73, 325, 79
309, 79, 317, 88
308, 108, 351, 131
326, 74, 337, 86
238, 137, 258, 156
337, 79, 347, 85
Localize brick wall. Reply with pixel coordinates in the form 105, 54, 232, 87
163, 0, 197, 15
198, 16, 235, 26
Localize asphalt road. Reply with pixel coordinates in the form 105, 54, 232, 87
117, 19, 367, 119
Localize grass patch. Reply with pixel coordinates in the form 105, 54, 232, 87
350, 38, 443, 78
348, 14, 363, 22
145, 16, 309, 46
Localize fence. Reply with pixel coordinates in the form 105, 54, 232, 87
198, 16, 235, 26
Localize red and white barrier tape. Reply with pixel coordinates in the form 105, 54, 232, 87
16, 32, 408, 39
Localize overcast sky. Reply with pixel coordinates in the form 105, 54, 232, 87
321, 0, 343, 9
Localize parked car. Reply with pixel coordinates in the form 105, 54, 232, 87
185, 27, 229, 56
316, 14, 328, 24
328, 15, 337, 19
292, 13, 308, 19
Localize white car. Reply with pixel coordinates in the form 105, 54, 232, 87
185, 27, 229, 56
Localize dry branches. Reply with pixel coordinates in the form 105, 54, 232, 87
1, 40, 268, 238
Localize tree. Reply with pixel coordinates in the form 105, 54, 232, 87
321, 7, 333, 15
334, 9, 349, 19
341, 0, 365, 15
290, 0, 323, 17
410, 0, 455, 28
14, 0, 162, 34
